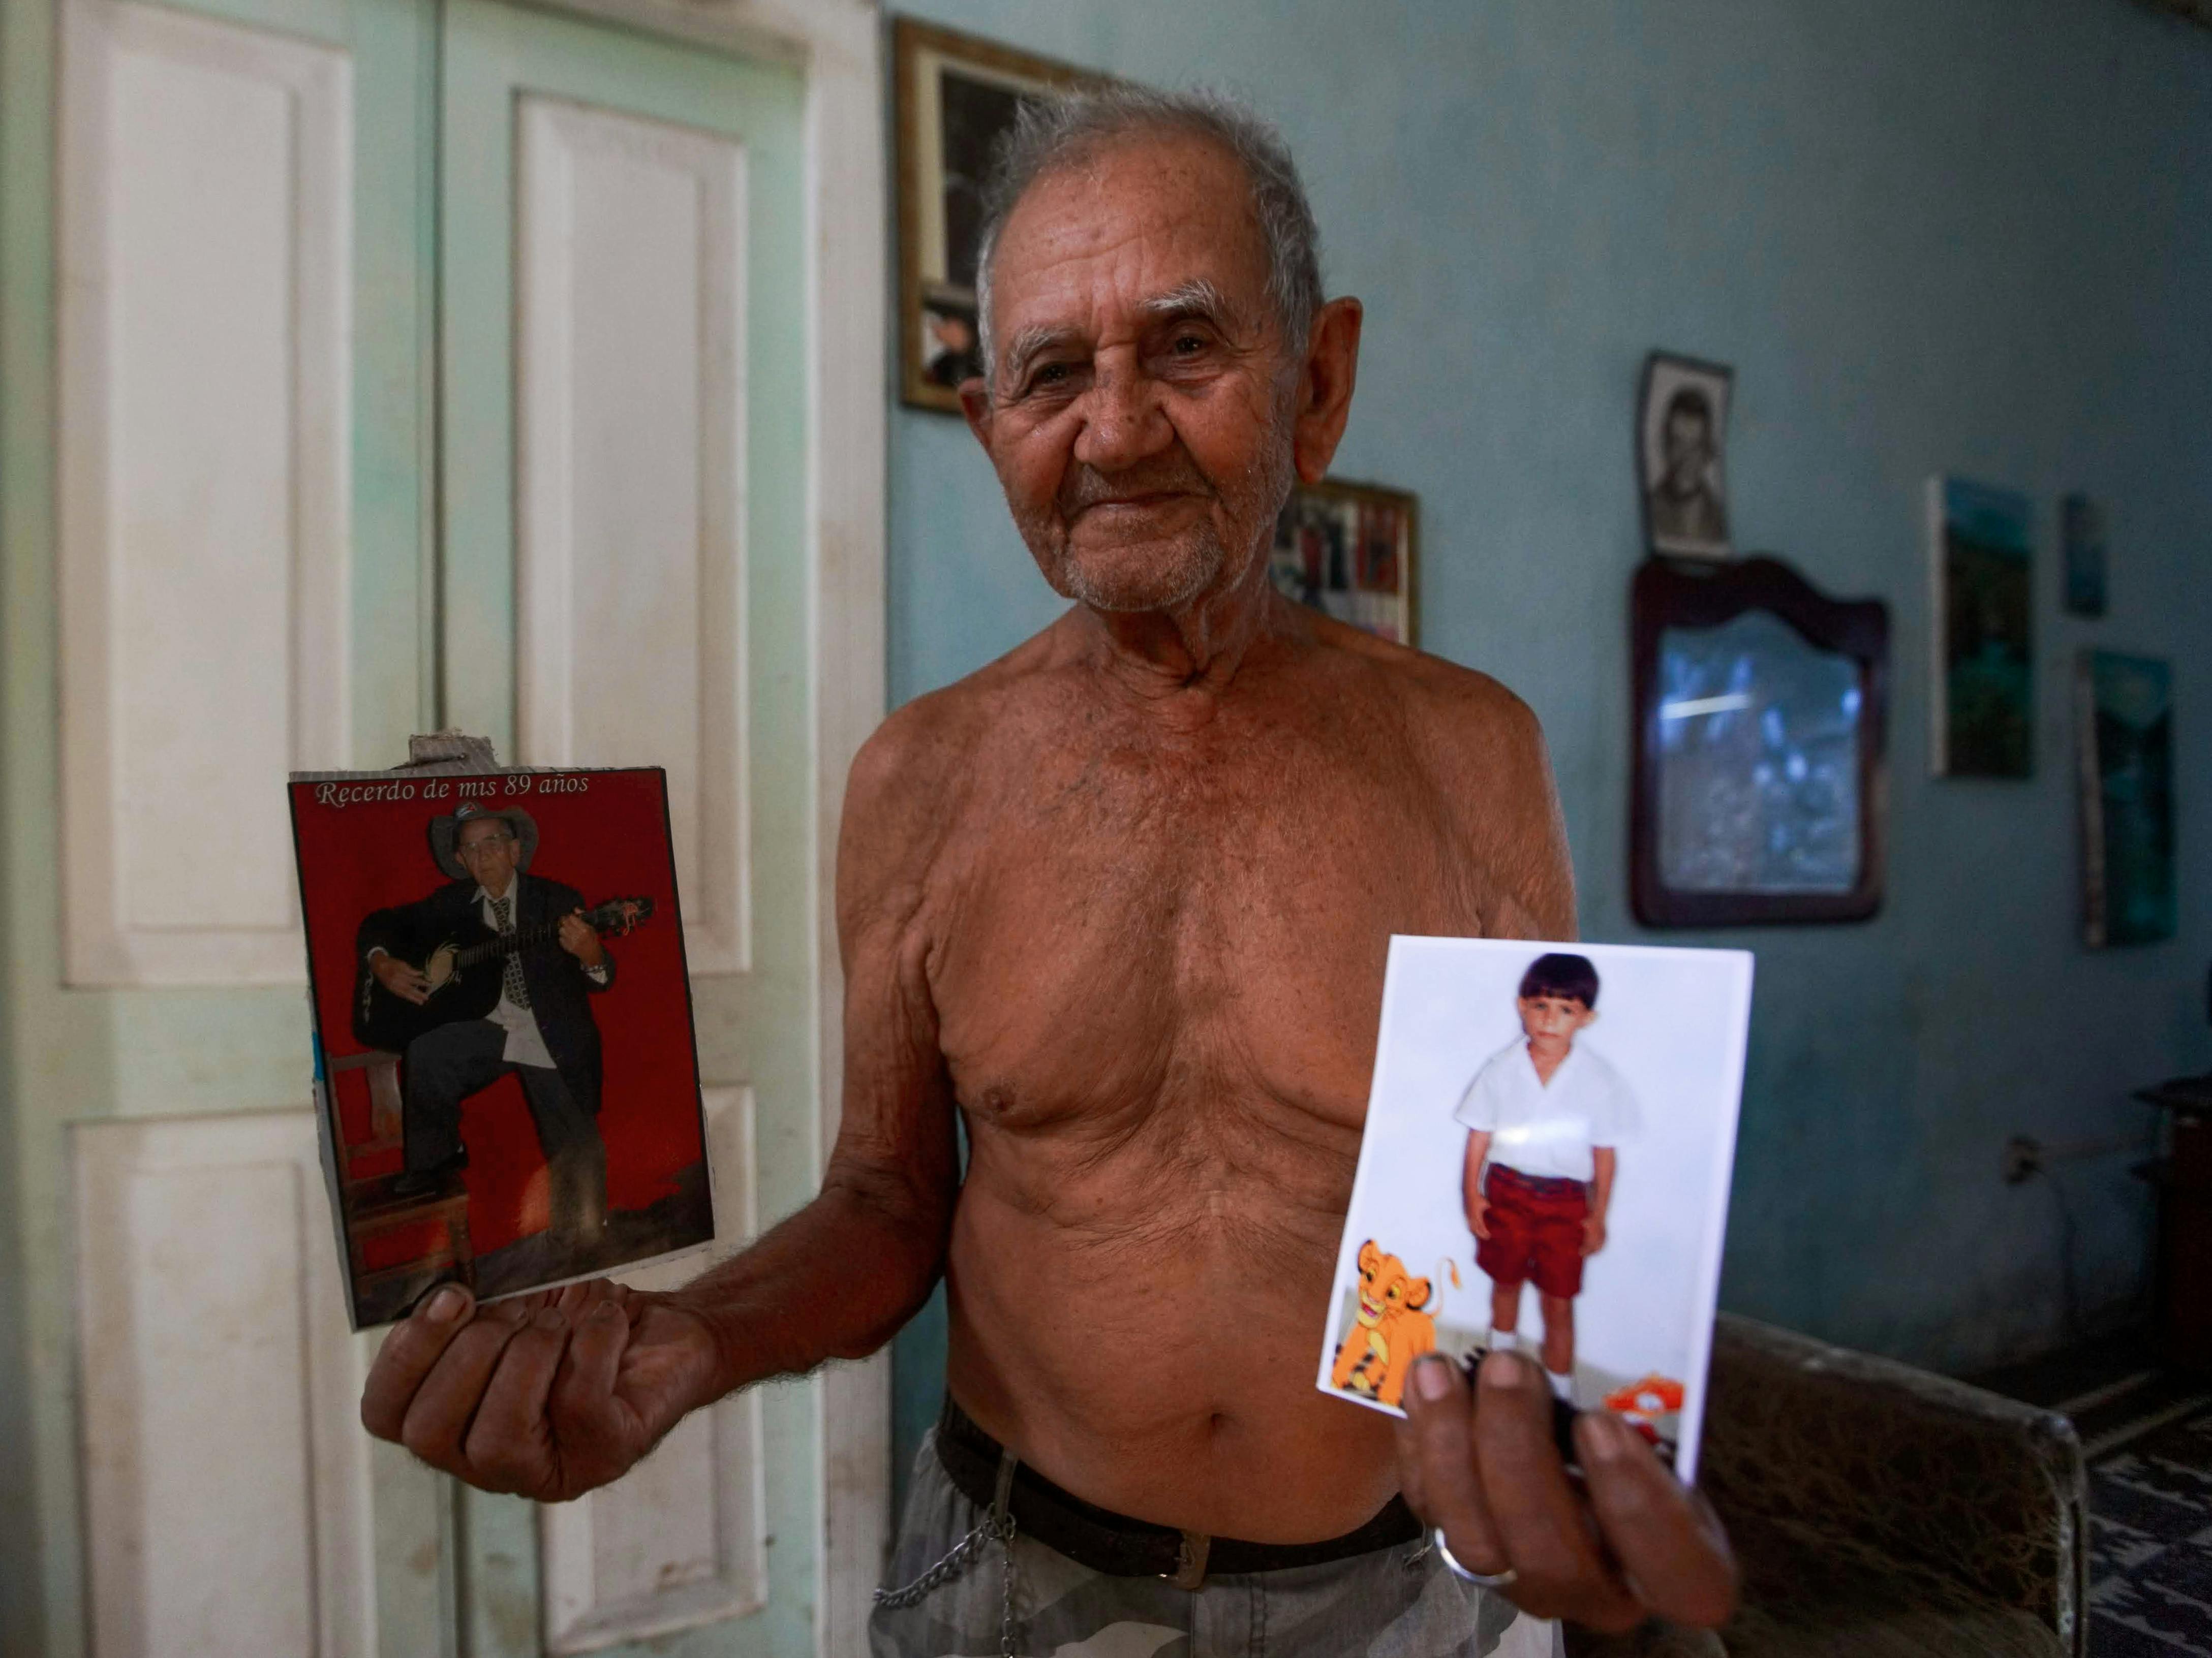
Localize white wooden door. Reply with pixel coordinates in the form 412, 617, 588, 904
19, 0, 888, 1648
52, 0, 435, 1646
436, 4, 822, 1650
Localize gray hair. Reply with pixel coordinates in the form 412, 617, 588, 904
972, 85, 1324, 384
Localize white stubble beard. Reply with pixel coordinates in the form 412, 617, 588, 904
1020, 384, 1301, 616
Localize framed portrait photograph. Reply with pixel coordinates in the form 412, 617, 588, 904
1265, 476, 1419, 645
1630, 555, 1890, 927
1929, 475, 2035, 778
290, 766, 711, 1327
1638, 352, 1734, 560
1316, 935, 1752, 1480
2077, 650, 2176, 948
894, 17, 1100, 412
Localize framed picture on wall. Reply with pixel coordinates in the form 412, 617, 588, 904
1266, 477, 1419, 646
2062, 492, 2108, 617
1630, 555, 1890, 927
893, 18, 1102, 412
1637, 353, 1735, 561
1928, 475, 2034, 778
2076, 649, 2175, 948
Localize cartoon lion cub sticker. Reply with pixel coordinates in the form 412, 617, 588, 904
1330, 1239, 1462, 1408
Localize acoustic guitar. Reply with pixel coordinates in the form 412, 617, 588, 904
352, 895, 653, 1052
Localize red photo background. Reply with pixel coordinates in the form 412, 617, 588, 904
292, 769, 706, 1267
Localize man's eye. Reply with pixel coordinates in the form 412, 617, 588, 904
1172, 334, 1205, 355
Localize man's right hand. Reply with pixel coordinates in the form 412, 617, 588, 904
371, 952, 433, 1006
1465, 1192, 1490, 1240
1398, 1350, 1737, 1633
360, 1280, 722, 1500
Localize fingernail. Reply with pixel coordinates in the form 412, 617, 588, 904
1412, 1355, 1454, 1402
1479, 1350, 1529, 1390
534, 1307, 568, 1332
426, 1286, 468, 1323
1585, 1412, 1632, 1463
589, 1300, 624, 1324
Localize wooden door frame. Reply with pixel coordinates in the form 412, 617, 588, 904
500, 0, 889, 1648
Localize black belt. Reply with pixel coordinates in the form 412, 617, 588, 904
1488, 1166, 1589, 1197
932, 1394, 1420, 1585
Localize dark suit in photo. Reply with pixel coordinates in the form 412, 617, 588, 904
357, 873, 616, 1245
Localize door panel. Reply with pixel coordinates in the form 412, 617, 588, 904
537, 1088, 766, 1653
58, 0, 356, 986
74, 1112, 375, 1658
438, 4, 814, 1651
512, 93, 752, 976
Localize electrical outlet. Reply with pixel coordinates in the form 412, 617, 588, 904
2002, 1135, 2043, 1184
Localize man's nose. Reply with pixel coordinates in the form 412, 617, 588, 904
1071, 365, 1171, 473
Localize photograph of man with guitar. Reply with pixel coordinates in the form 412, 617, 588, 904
355, 801, 649, 1261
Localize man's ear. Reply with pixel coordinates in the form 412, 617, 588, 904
1291, 296, 1363, 485
959, 377, 994, 449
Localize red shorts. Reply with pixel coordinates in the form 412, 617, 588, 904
1476, 1165, 1589, 1299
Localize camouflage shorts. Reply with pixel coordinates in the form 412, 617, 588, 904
869, 1428, 1563, 1658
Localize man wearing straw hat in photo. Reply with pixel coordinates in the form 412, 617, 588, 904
360, 801, 619, 1254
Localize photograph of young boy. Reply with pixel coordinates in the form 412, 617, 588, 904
1457, 951, 1641, 1401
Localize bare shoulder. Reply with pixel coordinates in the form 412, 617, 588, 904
836, 630, 1059, 935
1399, 650, 1552, 794
1308, 615, 1576, 937
1305, 613, 1547, 779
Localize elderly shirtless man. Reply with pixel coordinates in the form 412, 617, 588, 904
361, 88, 1735, 1656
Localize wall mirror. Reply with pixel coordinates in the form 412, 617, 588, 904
1631, 556, 1890, 927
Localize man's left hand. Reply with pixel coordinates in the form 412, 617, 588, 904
1396, 1350, 1737, 1634
559, 910, 607, 967
1581, 1215, 1607, 1257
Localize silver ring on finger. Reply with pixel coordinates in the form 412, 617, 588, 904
1433, 1527, 1519, 1589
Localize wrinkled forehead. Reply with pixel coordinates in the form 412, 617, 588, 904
457, 818, 511, 847
988, 135, 1274, 349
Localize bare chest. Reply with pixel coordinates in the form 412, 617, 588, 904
928, 728, 1481, 1141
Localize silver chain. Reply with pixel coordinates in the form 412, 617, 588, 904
873, 1510, 1021, 1657
877, 1443, 1022, 1655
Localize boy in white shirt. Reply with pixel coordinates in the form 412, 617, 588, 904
1455, 952, 1640, 1400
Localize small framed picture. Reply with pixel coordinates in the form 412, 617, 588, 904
1630, 555, 1890, 927
1266, 476, 1419, 646
1929, 476, 2035, 778
1637, 353, 1734, 560
2076, 650, 2175, 948
894, 18, 1100, 412
2062, 493, 2108, 617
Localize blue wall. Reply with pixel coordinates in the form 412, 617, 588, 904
884, 0, 2212, 1491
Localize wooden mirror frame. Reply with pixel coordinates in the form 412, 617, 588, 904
1630, 555, 1891, 928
